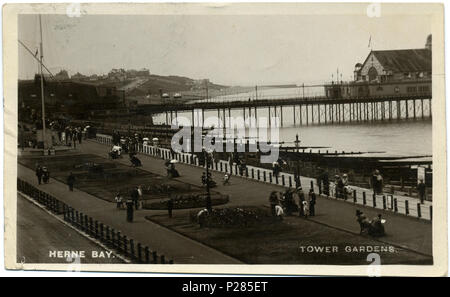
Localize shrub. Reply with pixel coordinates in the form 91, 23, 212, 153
189, 206, 273, 228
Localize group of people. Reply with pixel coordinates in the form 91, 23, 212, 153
115, 186, 143, 222
37, 164, 75, 191
108, 142, 142, 167
112, 131, 142, 155
60, 125, 83, 148
269, 187, 316, 220
333, 173, 351, 199
356, 210, 386, 237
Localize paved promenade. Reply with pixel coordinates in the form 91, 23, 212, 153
85, 141, 431, 255
95, 133, 432, 220
18, 140, 432, 259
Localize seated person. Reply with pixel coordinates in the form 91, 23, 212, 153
356, 210, 371, 233
369, 214, 385, 237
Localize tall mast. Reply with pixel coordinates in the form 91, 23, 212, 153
39, 14, 47, 151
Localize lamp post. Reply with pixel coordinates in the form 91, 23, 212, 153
203, 148, 212, 212
294, 134, 301, 188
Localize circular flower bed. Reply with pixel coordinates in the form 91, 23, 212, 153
142, 192, 229, 210
189, 207, 273, 228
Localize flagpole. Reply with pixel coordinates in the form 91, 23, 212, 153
39, 14, 47, 152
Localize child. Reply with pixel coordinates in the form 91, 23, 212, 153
115, 193, 124, 209
223, 174, 231, 185
302, 201, 309, 218
275, 204, 284, 221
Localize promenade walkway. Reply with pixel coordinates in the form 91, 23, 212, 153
95, 133, 432, 221
77, 140, 432, 256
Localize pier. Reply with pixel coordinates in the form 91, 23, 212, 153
136, 93, 432, 127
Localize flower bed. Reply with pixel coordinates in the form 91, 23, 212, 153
142, 192, 229, 210
189, 206, 275, 228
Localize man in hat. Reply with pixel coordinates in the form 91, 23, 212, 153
417, 179, 426, 204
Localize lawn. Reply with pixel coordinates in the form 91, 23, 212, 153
18, 154, 227, 205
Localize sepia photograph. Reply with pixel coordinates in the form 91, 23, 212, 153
2, 2, 447, 276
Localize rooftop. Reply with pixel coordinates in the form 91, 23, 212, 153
371, 49, 431, 73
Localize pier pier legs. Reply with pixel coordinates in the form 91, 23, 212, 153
405, 100, 409, 119
421, 99, 424, 118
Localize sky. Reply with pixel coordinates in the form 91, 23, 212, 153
18, 13, 431, 86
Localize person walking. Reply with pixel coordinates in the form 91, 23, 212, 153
42, 167, 50, 184
417, 179, 426, 204
375, 170, 383, 194
335, 175, 344, 198
297, 187, 305, 217
269, 191, 279, 217
371, 170, 383, 195
115, 192, 124, 209
126, 199, 134, 222
167, 198, 174, 218
370, 171, 377, 193
36, 165, 43, 185
72, 132, 77, 148
137, 186, 143, 208
131, 187, 139, 210
67, 172, 75, 191
65, 127, 70, 146
308, 188, 316, 216
319, 170, 330, 196
283, 189, 295, 216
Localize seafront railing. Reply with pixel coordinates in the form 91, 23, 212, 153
17, 178, 174, 264
93, 134, 432, 221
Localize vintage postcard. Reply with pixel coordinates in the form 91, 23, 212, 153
2, 2, 447, 276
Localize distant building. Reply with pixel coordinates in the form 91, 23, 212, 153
108, 68, 127, 81
126, 68, 150, 78
325, 35, 431, 99
54, 69, 70, 81
71, 72, 87, 80
354, 34, 431, 83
